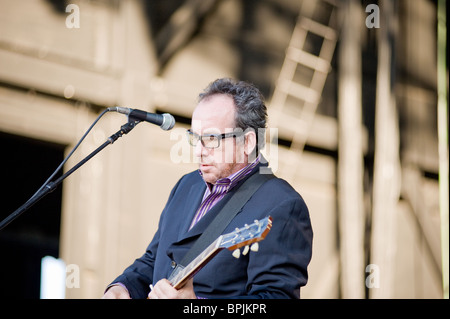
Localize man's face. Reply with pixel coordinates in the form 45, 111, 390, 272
191, 94, 247, 184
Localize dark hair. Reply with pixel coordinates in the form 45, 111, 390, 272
199, 78, 267, 154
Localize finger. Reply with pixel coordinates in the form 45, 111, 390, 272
157, 279, 179, 299
148, 283, 169, 299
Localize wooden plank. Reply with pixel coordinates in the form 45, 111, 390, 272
337, 0, 365, 299
369, 0, 401, 299
0, 49, 120, 107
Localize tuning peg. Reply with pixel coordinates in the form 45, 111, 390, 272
242, 245, 249, 256
232, 249, 241, 259
250, 242, 259, 252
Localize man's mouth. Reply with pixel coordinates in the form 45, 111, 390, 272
199, 162, 215, 171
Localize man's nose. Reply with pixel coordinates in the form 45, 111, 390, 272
194, 141, 208, 158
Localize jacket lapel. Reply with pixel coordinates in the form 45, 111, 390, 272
177, 177, 206, 240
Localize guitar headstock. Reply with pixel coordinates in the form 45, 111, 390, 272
219, 216, 272, 257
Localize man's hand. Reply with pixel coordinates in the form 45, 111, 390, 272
102, 285, 131, 299
148, 278, 196, 299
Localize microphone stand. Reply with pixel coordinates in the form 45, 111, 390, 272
0, 119, 141, 231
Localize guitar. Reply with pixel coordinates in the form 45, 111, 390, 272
167, 216, 273, 289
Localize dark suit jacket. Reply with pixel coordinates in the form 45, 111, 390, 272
111, 163, 313, 299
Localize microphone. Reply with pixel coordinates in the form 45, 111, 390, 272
109, 107, 175, 130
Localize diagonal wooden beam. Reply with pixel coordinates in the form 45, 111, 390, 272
154, 0, 219, 71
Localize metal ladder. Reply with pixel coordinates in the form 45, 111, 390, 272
269, 0, 340, 178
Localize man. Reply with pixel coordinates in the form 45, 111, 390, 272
103, 78, 313, 299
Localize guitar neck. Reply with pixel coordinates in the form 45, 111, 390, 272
169, 236, 224, 289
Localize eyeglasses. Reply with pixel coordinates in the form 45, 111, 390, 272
186, 129, 244, 149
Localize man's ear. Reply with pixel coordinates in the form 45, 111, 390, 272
244, 130, 257, 157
